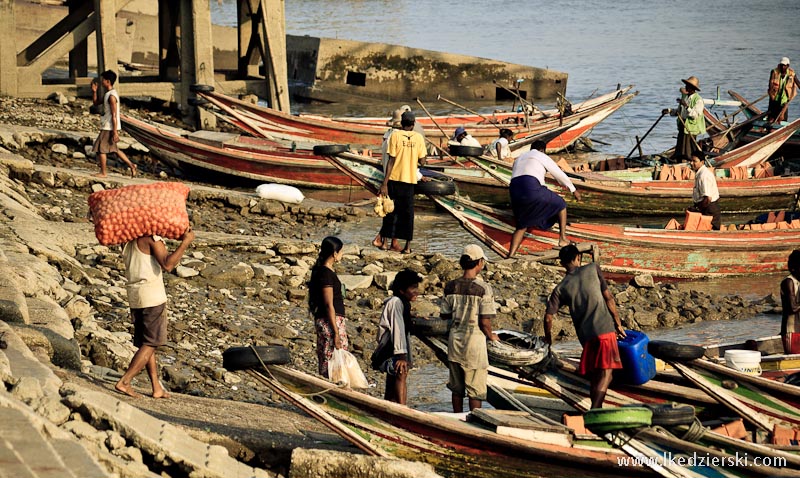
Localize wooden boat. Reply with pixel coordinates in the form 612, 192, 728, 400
260, 365, 644, 478
728, 90, 800, 156
121, 114, 363, 188
702, 335, 800, 377
325, 85, 635, 128
468, 153, 800, 216
417, 335, 797, 477
431, 194, 800, 278
194, 87, 638, 152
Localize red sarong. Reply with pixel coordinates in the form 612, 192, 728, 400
784, 333, 800, 354
578, 332, 623, 375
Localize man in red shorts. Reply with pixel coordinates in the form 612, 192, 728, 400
543, 244, 626, 408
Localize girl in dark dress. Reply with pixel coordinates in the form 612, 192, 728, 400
308, 236, 349, 377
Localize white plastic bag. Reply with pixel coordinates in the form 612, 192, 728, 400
328, 349, 369, 389
255, 183, 305, 204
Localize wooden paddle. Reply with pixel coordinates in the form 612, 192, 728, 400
436, 94, 501, 128
415, 97, 451, 140
625, 111, 667, 159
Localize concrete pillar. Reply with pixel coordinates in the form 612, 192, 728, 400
180, 0, 216, 129
94, 0, 118, 76
260, 0, 289, 112
68, 2, 88, 79
158, 0, 180, 81
0, 0, 17, 96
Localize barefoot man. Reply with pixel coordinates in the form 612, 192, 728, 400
116, 228, 194, 398
91, 70, 137, 177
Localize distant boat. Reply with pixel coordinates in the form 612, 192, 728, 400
193, 86, 637, 153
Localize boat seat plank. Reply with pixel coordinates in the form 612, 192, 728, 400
468, 409, 568, 434
187, 130, 241, 148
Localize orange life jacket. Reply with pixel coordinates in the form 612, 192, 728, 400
769, 67, 797, 103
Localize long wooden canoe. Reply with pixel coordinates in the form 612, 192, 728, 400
262, 365, 644, 478
326, 85, 635, 128
121, 114, 367, 188
468, 154, 800, 216
431, 194, 800, 278
194, 87, 638, 152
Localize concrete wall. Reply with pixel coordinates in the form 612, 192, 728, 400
287, 35, 567, 103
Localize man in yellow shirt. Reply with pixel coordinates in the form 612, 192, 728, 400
378, 111, 427, 254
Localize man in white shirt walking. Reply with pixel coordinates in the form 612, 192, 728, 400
92, 70, 137, 177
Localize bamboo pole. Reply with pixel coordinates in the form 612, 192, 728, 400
436, 94, 501, 128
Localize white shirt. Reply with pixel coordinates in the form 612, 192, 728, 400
511, 149, 576, 193
123, 236, 167, 309
377, 296, 410, 357
381, 128, 395, 170
101, 89, 122, 131
693, 165, 719, 203
487, 137, 511, 160
459, 134, 482, 148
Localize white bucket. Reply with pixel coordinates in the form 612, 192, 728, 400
724, 349, 762, 376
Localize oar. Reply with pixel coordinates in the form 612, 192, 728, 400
625, 111, 667, 159
714, 92, 768, 125
415, 97, 451, 140
436, 94, 502, 128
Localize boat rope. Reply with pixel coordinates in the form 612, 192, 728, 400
677, 418, 707, 442
249, 344, 344, 398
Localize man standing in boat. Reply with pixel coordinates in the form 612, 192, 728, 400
441, 244, 499, 412
378, 111, 428, 254
689, 154, 721, 230
664, 76, 705, 161
542, 245, 626, 409
767, 57, 799, 124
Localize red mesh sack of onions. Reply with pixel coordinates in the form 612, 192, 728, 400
88, 182, 191, 246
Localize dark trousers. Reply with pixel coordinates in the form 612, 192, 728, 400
696, 200, 722, 230
380, 180, 415, 241
674, 128, 699, 161
767, 98, 789, 123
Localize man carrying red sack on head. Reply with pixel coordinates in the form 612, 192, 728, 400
115, 227, 194, 398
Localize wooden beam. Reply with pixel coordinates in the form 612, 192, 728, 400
0, 0, 16, 96
259, 0, 289, 112
16, 1, 93, 67
94, 0, 118, 76
158, 0, 180, 81
18, 13, 96, 87
180, 0, 216, 129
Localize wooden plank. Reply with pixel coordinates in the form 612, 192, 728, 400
468, 409, 566, 433
495, 426, 573, 448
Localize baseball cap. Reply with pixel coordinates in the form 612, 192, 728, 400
401, 110, 415, 123
463, 244, 488, 262
780, 57, 791, 66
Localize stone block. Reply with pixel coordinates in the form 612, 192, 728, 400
374, 271, 399, 290
339, 274, 373, 290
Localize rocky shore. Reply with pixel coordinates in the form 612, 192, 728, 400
0, 95, 781, 477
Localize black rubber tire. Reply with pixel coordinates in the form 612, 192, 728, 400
449, 145, 485, 157
644, 403, 695, 426
647, 340, 705, 362
313, 144, 349, 156
187, 97, 209, 107
222, 345, 291, 371
414, 177, 456, 196
785, 372, 800, 386
410, 317, 450, 337
190, 84, 215, 93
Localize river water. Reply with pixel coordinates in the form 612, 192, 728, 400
208, 2, 795, 474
